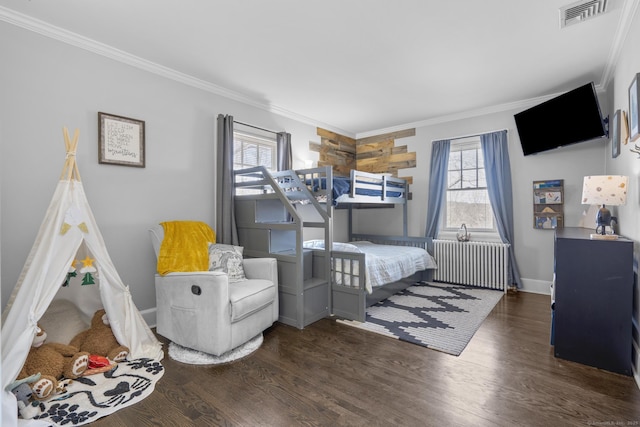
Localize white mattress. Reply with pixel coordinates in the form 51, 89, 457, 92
333, 241, 437, 294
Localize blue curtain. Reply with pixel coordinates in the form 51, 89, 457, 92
216, 114, 239, 245
481, 130, 522, 288
425, 140, 450, 239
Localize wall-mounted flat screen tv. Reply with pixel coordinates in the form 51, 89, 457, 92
514, 82, 606, 156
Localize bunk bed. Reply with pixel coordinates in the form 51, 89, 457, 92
297, 166, 437, 321
305, 235, 436, 322
233, 165, 437, 327
303, 168, 408, 205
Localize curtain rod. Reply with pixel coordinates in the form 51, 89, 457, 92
432, 128, 509, 143
234, 120, 279, 135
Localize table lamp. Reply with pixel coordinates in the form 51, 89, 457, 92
581, 175, 628, 240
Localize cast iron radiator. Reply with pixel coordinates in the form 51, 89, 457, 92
433, 240, 509, 292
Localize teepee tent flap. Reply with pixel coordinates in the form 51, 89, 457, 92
1, 129, 163, 427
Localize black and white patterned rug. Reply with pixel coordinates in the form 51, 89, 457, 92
23, 358, 164, 426
337, 282, 504, 356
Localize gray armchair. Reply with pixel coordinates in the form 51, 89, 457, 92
149, 224, 278, 356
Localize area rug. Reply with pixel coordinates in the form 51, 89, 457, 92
25, 358, 164, 426
168, 333, 263, 365
337, 281, 503, 356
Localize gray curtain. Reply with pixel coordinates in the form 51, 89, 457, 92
277, 132, 292, 171
425, 140, 450, 239
480, 130, 522, 288
216, 114, 238, 245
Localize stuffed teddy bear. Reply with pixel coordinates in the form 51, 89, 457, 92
70, 309, 129, 362
16, 326, 90, 400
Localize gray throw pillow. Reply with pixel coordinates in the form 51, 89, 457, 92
208, 243, 246, 282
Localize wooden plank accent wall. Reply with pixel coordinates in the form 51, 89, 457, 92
315, 128, 356, 176
356, 129, 416, 183
356, 140, 394, 159
313, 127, 417, 183
356, 128, 416, 145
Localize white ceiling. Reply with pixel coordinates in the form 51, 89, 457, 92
1, 0, 637, 137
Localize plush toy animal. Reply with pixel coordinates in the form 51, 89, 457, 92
16, 326, 90, 400
6, 374, 39, 418
13, 383, 33, 415
70, 309, 129, 362
10, 382, 41, 419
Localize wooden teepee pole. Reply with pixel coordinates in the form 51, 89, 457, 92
60, 127, 81, 182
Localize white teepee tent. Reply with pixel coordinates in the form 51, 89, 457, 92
1, 128, 163, 426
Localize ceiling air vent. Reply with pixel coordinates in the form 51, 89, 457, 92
560, 0, 609, 28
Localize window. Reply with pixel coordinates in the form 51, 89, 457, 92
233, 131, 277, 195
233, 131, 276, 171
444, 137, 495, 231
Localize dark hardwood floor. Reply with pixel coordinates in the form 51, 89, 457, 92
93, 292, 640, 426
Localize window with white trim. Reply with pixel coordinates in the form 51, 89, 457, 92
233, 131, 277, 195
233, 131, 276, 171
444, 137, 496, 231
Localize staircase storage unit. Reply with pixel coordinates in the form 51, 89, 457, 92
234, 167, 333, 329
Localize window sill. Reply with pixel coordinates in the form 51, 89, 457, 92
437, 230, 502, 243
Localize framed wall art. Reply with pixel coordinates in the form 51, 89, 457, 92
612, 109, 621, 158
98, 112, 145, 167
628, 73, 640, 142
532, 179, 564, 229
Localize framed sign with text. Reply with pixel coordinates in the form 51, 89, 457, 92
98, 112, 145, 167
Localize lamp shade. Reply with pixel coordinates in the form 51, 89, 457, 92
581, 175, 628, 206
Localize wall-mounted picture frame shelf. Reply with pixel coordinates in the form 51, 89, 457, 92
533, 179, 564, 229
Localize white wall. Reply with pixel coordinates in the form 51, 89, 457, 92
602, 6, 640, 386
0, 23, 319, 319
2, 11, 634, 321
606, 10, 640, 242
354, 109, 606, 294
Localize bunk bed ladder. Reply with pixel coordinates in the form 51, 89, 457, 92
233, 166, 333, 329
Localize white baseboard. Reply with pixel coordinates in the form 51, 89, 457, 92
519, 278, 552, 295
139, 307, 157, 329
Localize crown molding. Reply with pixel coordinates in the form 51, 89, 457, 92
357, 77, 613, 139
0, 6, 353, 137
355, 97, 548, 139
600, 0, 640, 89
3, 3, 636, 140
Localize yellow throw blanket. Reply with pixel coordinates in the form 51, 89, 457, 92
157, 221, 216, 275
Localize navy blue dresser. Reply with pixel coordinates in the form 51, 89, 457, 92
553, 227, 633, 376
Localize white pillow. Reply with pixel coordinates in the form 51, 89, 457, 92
303, 240, 362, 253
333, 242, 362, 253
208, 243, 246, 282
303, 239, 325, 249
39, 299, 89, 344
